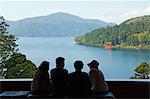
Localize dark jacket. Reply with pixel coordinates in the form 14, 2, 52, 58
50, 68, 68, 97
68, 71, 92, 98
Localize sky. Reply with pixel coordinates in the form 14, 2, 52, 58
0, 0, 150, 24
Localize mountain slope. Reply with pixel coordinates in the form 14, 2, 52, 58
7, 12, 115, 37
75, 15, 150, 50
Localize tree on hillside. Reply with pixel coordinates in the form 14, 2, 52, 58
75, 16, 150, 49
0, 16, 36, 78
130, 62, 150, 79
5, 53, 36, 78
0, 16, 18, 77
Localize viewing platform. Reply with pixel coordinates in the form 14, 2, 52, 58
0, 79, 149, 98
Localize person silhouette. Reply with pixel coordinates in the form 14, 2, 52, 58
68, 60, 92, 98
31, 61, 51, 95
87, 60, 108, 93
50, 57, 68, 98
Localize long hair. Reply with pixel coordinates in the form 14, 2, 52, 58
38, 61, 49, 71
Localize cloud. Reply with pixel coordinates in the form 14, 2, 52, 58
95, 5, 150, 24
123, 10, 139, 17
120, 5, 150, 22
124, 5, 150, 16
146, 6, 150, 12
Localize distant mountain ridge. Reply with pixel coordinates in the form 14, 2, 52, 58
7, 12, 115, 37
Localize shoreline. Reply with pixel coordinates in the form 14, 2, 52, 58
76, 43, 150, 50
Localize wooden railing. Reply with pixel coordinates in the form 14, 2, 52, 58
0, 79, 150, 98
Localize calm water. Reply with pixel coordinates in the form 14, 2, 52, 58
17, 37, 150, 79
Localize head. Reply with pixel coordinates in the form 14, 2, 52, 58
39, 61, 49, 71
87, 60, 99, 69
56, 57, 65, 69
74, 60, 83, 71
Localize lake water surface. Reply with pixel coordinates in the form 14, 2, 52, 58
17, 37, 150, 79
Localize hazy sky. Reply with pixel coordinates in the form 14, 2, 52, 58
0, 0, 150, 24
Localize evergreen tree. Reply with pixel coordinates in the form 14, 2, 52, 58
131, 62, 150, 79
0, 16, 18, 77
0, 16, 36, 78
75, 15, 150, 50
5, 53, 36, 78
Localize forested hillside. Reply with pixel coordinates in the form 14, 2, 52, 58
75, 15, 150, 50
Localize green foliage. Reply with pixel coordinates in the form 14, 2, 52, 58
0, 75, 5, 79
131, 62, 150, 79
0, 16, 18, 77
75, 15, 150, 49
135, 62, 150, 74
5, 53, 36, 78
0, 16, 36, 79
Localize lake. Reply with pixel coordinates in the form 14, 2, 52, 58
16, 37, 150, 79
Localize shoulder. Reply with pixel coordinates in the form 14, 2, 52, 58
82, 72, 88, 75
63, 69, 68, 74
81, 72, 89, 77
69, 72, 75, 76
63, 69, 68, 72
89, 69, 96, 73
50, 68, 56, 72
38, 71, 48, 76
89, 69, 98, 76
98, 69, 104, 75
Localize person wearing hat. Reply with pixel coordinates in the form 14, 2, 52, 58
50, 57, 69, 98
67, 60, 92, 98
87, 60, 108, 93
